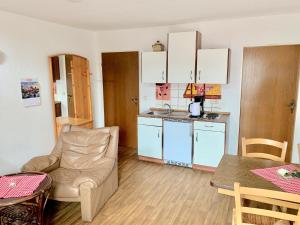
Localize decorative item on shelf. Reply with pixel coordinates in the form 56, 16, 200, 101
152, 41, 165, 52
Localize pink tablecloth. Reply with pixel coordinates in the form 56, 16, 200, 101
0, 174, 46, 198
251, 164, 300, 195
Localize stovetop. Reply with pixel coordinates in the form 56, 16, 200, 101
189, 113, 221, 120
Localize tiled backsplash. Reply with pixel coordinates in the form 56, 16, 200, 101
155, 83, 222, 112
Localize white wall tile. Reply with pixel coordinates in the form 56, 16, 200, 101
171, 83, 179, 89
171, 97, 178, 106
170, 89, 179, 98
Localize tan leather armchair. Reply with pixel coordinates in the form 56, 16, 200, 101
22, 125, 119, 222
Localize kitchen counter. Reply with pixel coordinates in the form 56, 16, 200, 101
138, 109, 229, 123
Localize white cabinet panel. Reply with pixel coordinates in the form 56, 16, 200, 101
138, 124, 162, 159
193, 121, 225, 132
168, 31, 198, 83
138, 117, 162, 126
193, 122, 225, 167
142, 52, 167, 83
196, 48, 229, 84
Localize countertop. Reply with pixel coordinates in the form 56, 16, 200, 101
138, 109, 229, 123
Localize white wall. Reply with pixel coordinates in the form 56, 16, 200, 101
1, 10, 300, 175
0, 10, 98, 175
95, 13, 300, 161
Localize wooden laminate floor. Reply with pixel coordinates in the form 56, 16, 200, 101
45, 148, 233, 225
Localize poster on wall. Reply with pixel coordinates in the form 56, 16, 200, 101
183, 84, 221, 99
21, 79, 41, 107
205, 84, 221, 99
183, 84, 204, 98
156, 83, 171, 100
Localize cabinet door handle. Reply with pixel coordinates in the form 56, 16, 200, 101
162, 71, 165, 81
196, 132, 198, 142
205, 125, 214, 128
198, 70, 201, 81
190, 70, 193, 81
157, 130, 160, 138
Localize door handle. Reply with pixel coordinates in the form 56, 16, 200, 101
198, 70, 201, 82
131, 97, 139, 105
196, 131, 198, 142
162, 71, 165, 81
288, 100, 296, 113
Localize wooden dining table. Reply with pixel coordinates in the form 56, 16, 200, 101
210, 154, 292, 196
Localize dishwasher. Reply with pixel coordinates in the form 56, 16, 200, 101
163, 119, 193, 167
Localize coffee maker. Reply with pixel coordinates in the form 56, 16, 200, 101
188, 96, 205, 118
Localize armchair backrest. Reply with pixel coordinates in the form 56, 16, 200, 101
51, 125, 119, 168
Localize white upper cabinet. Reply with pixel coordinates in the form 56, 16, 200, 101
168, 31, 200, 83
196, 48, 229, 84
142, 51, 167, 83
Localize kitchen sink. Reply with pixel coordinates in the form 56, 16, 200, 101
147, 111, 190, 117
169, 111, 190, 117
147, 111, 169, 116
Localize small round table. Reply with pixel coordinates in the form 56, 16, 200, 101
0, 172, 52, 225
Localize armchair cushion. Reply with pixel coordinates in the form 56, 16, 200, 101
60, 129, 110, 170
22, 155, 59, 173
49, 158, 115, 199
49, 168, 81, 198
72, 158, 115, 188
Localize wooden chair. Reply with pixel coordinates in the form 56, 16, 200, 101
232, 182, 300, 225
242, 137, 288, 162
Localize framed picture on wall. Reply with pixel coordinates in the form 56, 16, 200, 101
21, 78, 41, 107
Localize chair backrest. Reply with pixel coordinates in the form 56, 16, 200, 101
52, 125, 119, 161
68, 125, 119, 159
241, 137, 288, 162
233, 182, 300, 225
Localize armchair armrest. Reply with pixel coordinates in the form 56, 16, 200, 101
73, 158, 115, 188
22, 155, 59, 173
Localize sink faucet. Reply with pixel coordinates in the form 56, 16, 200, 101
163, 103, 172, 115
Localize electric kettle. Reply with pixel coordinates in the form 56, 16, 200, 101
188, 102, 201, 117
188, 96, 205, 117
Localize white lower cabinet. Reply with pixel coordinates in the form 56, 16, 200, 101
193, 122, 225, 168
138, 117, 162, 159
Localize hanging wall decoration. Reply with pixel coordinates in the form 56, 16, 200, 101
205, 84, 221, 99
183, 83, 221, 99
183, 84, 205, 98
21, 78, 41, 107
156, 83, 170, 100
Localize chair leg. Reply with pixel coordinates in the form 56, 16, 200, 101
232, 209, 236, 225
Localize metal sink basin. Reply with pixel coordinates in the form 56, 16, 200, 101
146, 111, 169, 116
146, 111, 189, 117
169, 111, 190, 117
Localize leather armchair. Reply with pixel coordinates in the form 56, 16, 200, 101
22, 125, 119, 222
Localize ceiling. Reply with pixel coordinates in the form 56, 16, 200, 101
1, 0, 300, 30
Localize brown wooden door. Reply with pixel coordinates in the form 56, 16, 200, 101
102, 52, 139, 148
239, 45, 300, 161
70, 55, 92, 120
